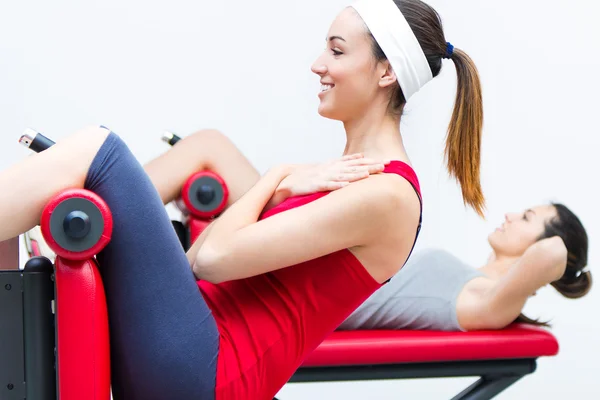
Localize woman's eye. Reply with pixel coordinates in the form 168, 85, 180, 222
331, 49, 343, 56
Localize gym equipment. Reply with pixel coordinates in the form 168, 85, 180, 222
0, 186, 112, 399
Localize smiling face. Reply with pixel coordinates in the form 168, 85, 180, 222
488, 205, 558, 257
310, 7, 396, 121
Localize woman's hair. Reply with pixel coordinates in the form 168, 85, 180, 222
366, 0, 485, 217
543, 203, 591, 298
516, 202, 591, 327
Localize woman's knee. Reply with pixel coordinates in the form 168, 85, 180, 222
60, 126, 111, 159
50, 126, 112, 187
183, 129, 237, 154
186, 128, 227, 143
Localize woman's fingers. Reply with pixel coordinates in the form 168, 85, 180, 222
339, 153, 363, 161
323, 181, 349, 191
342, 164, 385, 174
329, 170, 369, 182
341, 157, 386, 167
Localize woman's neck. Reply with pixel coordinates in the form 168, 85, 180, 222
342, 110, 408, 163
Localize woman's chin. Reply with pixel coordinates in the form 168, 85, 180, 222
487, 232, 499, 247
317, 104, 341, 121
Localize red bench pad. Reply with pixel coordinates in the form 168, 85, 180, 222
302, 324, 559, 367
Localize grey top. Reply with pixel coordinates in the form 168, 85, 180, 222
339, 249, 484, 332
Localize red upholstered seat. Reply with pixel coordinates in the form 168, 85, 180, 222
302, 324, 559, 367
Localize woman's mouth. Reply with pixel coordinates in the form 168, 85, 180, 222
320, 84, 334, 93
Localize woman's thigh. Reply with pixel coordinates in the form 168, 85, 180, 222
86, 131, 219, 400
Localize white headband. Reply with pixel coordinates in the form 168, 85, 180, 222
351, 0, 433, 100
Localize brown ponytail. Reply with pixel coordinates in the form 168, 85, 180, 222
445, 49, 485, 217
552, 270, 592, 299
367, 0, 486, 217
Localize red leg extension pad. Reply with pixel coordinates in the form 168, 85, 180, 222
40, 189, 113, 400
302, 324, 559, 367
54, 257, 111, 400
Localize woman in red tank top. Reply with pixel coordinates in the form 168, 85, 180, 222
141, 1, 486, 398
1, 1, 487, 399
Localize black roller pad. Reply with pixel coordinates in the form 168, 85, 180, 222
49, 198, 105, 252
187, 176, 225, 213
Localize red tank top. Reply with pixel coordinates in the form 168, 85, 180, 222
197, 161, 422, 400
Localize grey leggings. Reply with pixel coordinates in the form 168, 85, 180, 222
85, 131, 219, 399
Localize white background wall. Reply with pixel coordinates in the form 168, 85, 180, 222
1, 0, 599, 398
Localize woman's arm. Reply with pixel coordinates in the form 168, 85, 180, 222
194, 174, 413, 284
188, 164, 291, 271
460, 236, 568, 330
188, 155, 387, 269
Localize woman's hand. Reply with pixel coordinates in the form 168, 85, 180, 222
265, 154, 388, 210
282, 154, 387, 195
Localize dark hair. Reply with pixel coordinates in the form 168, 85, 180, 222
544, 203, 591, 298
516, 202, 591, 327
365, 0, 485, 217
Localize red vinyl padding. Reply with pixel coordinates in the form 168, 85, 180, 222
302, 324, 559, 367
55, 257, 111, 400
189, 217, 212, 244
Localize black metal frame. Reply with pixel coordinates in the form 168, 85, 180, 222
279, 358, 537, 400
0, 257, 57, 400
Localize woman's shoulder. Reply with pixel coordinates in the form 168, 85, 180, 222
364, 172, 421, 210
353, 174, 422, 244
343, 175, 423, 282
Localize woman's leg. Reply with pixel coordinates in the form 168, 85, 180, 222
0, 127, 110, 241
2, 126, 219, 399
143, 129, 260, 206
85, 130, 219, 400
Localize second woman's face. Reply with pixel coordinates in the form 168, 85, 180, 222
488, 204, 557, 257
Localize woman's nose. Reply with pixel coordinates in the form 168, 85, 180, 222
311, 62, 326, 76
311, 54, 327, 76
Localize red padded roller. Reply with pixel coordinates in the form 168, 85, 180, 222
181, 171, 229, 219
302, 324, 559, 367
40, 189, 112, 260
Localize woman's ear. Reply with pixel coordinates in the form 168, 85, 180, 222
378, 62, 397, 88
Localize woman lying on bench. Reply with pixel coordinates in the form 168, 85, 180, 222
0, 1, 486, 399
340, 201, 591, 332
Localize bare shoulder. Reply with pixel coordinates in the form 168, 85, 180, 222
342, 173, 422, 281
361, 173, 421, 236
